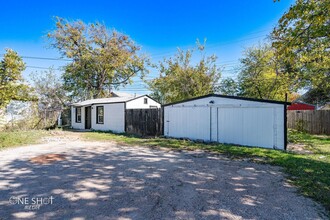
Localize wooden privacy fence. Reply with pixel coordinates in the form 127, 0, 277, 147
125, 108, 163, 136
287, 110, 330, 135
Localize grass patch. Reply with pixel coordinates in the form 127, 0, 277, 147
83, 130, 330, 214
0, 130, 46, 149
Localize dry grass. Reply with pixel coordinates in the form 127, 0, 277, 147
29, 153, 67, 164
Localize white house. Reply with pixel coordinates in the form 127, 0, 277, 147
71, 94, 161, 132
163, 94, 290, 150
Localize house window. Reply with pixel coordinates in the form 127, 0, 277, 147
76, 107, 81, 123
96, 106, 104, 124
144, 98, 148, 104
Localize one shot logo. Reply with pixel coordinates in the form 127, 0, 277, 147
9, 196, 54, 210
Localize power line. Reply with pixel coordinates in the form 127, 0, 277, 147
1, 28, 271, 64
1, 36, 272, 89
0, 54, 72, 62
118, 77, 288, 93
5, 55, 242, 71
22, 61, 241, 72
26, 66, 63, 70
21, 55, 71, 62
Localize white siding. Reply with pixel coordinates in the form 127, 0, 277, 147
71, 95, 160, 132
71, 106, 85, 129
126, 96, 161, 109
165, 106, 211, 141
210, 107, 218, 142
164, 96, 285, 149
217, 107, 278, 148
91, 103, 125, 133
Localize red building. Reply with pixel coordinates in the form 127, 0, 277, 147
287, 102, 315, 110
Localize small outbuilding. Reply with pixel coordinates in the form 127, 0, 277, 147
163, 94, 290, 150
287, 101, 315, 111
71, 94, 161, 132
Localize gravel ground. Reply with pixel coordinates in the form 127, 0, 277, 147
0, 135, 327, 220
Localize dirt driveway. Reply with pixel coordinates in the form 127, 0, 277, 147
0, 133, 326, 220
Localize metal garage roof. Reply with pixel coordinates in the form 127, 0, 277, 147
163, 94, 291, 107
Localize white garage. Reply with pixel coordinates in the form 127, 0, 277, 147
163, 94, 290, 150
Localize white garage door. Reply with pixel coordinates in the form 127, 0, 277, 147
166, 106, 210, 141
217, 107, 276, 148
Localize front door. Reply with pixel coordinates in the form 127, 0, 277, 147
85, 106, 91, 129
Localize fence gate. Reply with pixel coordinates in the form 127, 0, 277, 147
125, 108, 163, 136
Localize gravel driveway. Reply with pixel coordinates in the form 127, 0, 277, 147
0, 135, 326, 220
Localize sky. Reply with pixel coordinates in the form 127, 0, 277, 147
0, 0, 295, 95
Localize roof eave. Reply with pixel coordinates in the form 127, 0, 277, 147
163, 94, 291, 107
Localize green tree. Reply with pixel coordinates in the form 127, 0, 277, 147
300, 88, 330, 106
218, 78, 239, 96
30, 69, 69, 128
148, 45, 221, 104
0, 49, 35, 109
30, 68, 68, 111
237, 44, 294, 101
48, 17, 147, 100
271, 0, 330, 98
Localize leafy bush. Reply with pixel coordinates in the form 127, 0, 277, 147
0, 130, 45, 148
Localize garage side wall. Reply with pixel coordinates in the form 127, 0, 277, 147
71, 106, 85, 130
91, 103, 125, 133
164, 96, 285, 149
